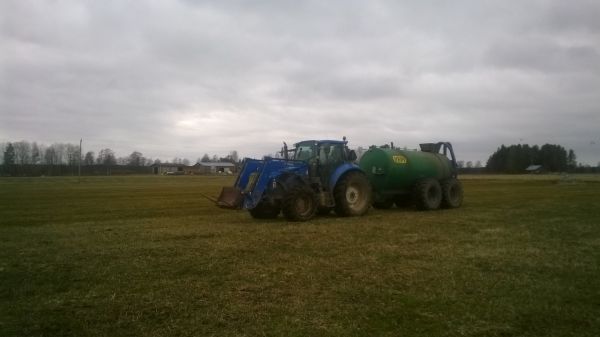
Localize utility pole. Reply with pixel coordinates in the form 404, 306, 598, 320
79, 138, 82, 183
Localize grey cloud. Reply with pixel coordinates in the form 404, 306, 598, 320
1, 0, 600, 164
538, 1, 600, 34
484, 38, 600, 73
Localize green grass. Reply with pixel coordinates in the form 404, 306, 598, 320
1, 175, 599, 336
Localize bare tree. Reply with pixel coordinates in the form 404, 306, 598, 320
567, 149, 577, 169
44, 147, 58, 165
13, 141, 31, 165
229, 150, 239, 163
84, 151, 95, 165
50, 143, 67, 164
3, 143, 15, 165
66, 144, 80, 166
31, 142, 41, 164
128, 151, 144, 166
97, 148, 116, 165
200, 154, 210, 162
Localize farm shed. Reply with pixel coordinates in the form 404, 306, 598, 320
194, 162, 236, 174
151, 163, 186, 175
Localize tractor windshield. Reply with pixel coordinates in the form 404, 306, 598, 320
293, 142, 315, 161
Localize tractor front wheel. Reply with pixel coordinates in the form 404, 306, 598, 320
334, 171, 372, 216
282, 185, 318, 221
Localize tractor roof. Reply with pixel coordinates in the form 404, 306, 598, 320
295, 140, 347, 146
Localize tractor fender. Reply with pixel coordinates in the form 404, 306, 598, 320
329, 163, 364, 191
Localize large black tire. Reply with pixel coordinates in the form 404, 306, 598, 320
373, 199, 394, 209
334, 171, 372, 216
282, 185, 318, 221
441, 178, 463, 208
414, 178, 442, 210
249, 201, 280, 219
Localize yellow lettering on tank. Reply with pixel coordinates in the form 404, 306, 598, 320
392, 155, 407, 164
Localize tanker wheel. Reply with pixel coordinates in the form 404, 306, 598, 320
441, 178, 464, 208
249, 201, 280, 219
373, 199, 394, 209
334, 171, 372, 216
282, 185, 317, 221
414, 178, 442, 210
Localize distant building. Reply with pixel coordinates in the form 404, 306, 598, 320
525, 165, 543, 174
150, 163, 186, 175
193, 162, 236, 174
151, 162, 237, 175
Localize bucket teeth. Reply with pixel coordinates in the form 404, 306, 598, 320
217, 187, 243, 209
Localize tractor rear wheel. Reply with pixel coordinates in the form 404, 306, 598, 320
334, 171, 372, 216
249, 201, 280, 219
414, 178, 442, 210
282, 185, 318, 221
441, 178, 463, 208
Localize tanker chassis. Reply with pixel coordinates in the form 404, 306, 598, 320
359, 142, 463, 211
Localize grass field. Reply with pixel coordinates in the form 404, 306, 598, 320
1, 175, 599, 336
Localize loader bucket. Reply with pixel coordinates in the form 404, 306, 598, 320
217, 187, 244, 209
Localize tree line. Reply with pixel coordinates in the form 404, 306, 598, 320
2, 140, 596, 176
486, 144, 577, 173
0, 140, 241, 176
0, 141, 156, 167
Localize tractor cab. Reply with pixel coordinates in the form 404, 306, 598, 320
289, 140, 357, 188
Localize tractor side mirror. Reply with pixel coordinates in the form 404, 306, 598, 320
348, 150, 357, 162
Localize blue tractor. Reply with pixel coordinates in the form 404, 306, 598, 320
217, 138, 372, 221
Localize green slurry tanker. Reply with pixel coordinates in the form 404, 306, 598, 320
217, 139, 463, 221
359, 142, 463, 211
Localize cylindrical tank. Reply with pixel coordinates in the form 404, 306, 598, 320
358, 147, 454, 199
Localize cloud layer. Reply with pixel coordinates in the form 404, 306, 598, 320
2, 0, 599, 164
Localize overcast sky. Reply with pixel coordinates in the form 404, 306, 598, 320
2, 0, 599, 164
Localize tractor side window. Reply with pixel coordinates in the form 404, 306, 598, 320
329, 144, 343, 163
